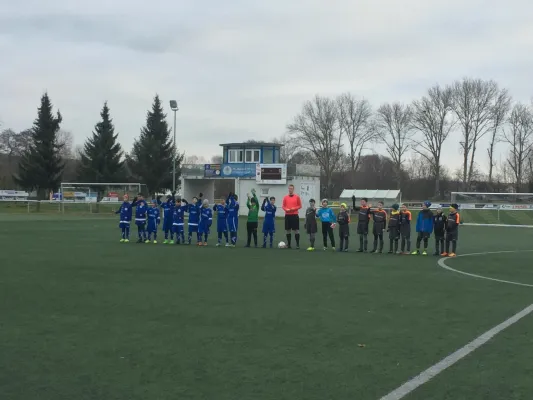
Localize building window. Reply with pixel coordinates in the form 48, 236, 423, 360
263, 148, 273, 164
245, 149, 260, 163
228, 149, 243, 163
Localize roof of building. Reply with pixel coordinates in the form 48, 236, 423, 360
339, 189, 401, 199
219, 142, 284, 148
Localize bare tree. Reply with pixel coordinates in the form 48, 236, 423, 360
451, 78, 500, 188
375, 102, 413, 189
57, 130, 74, 159
503, 102, 533, 192
287, 95, 343, 196
275, 134, 298, 163
184, 154, 208, 164
487, 89, 511, 184
0, 129, 32, 157
210, 155, 223, 164
410, 84, 455, 197
337, 93, 375, 187
73, 144, 84, 161
405, 154, 435, 181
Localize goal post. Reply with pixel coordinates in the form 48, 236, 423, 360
450, 192, 533, 228
58, 182, 146, 214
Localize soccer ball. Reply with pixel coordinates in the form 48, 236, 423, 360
278, 241, 287, 249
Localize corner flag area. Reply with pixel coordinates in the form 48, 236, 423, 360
1, 213, 533, 399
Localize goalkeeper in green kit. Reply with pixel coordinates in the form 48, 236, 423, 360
245, 189, 260, 247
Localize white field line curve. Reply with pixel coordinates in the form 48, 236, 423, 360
380, 303, 533, 400
380, 250, 533, 400
437, 250, 533, 288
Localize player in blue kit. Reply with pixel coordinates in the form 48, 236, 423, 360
213, 198, 229, 247
198, 199, 213, 245
186, 194, 202, 245
132, 194, 148, 243
226, 192, 239, 247
115, 194, 132, 242
146, 200, 161, 243
172, 198, 187, 244
261, 196, 277, 248
157, 193, 175, 244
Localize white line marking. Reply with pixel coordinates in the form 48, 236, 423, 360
380, 250, 533, 399
380, 303, 533, 400
437, 250, 533, 288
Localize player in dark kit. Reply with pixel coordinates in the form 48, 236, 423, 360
355, 197, 371, 252
305, 199, 318, 251
387, 203, 401, 254
399, 204, 412, 254
433, 207, 447, 256
443, 203, 461, 257
371, 201, 387, 253
337, 203, 350, 252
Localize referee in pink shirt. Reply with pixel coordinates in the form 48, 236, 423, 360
282, 184, 302, 249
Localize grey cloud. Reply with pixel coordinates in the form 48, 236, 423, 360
0, 14, 197, 54
1, 0, 533, 167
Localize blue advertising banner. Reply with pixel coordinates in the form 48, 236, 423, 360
221, 163, 256, 178
204, 164, 222, 177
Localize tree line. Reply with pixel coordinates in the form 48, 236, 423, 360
0, 93, 182, 198
1, 77, 532, 200
283, 77, 533, 198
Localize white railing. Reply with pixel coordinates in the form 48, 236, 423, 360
0, 199, 124, 214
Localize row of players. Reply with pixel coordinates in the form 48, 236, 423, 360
114, 192, 461, 256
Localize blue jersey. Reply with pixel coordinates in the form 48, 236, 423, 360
147, 207, 160, 223
132, 199, 148, 221
226, 195, 239, 232
213, 204, 228, 232
316, 207, 336, 223
187, 200, 201, 225
261, 200, 276, 233
172, 205, 186, 225
147, 207, 160, 231
115, 201, 132, 223
416, 209, 434, 233
226, 195, 239, 219
158, 198, 174, 221
199, 206, 213, 233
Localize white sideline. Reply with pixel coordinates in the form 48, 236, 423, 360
380, 303, 533, 400
380, 250, 533, 399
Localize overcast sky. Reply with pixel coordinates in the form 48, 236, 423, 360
1, 0, 532, 173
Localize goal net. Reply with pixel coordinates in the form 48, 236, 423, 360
450, 192, 533, 228
58, 182, 147, 214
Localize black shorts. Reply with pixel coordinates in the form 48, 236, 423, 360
285, 214, 299, 231
339, 224, 350, 237
447, 231, 459, 241
357, 223, 369, 235
247, 221, 258, 231
417, 232, 431, 239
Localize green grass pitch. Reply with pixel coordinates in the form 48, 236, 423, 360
1, 213, 533, 399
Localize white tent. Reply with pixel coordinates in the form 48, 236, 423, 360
339, 189, 401, 205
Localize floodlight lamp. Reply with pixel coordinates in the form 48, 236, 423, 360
169, 100, 178, 111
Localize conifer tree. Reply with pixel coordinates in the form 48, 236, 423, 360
15, 93, 64, 198
78, 102, 124, 182
127, 95, 179, 194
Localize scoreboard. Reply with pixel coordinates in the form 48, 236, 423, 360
256, 163, 287, 184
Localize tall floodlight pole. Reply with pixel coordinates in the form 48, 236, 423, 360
169, 100, 179, 192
